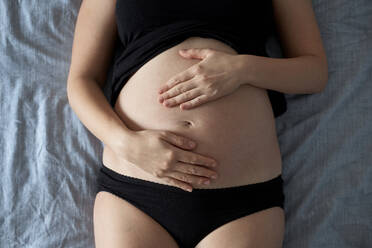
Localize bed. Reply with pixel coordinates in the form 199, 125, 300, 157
1, 0, 371, 247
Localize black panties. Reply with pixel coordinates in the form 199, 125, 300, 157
96, 163, 285, 248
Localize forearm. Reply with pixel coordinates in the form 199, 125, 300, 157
236, 54, 328, 94
67, 77, 135, 149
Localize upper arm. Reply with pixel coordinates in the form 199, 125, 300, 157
272, 0, 326, 59
67, 0, 118, 89
272, 0, 328, 87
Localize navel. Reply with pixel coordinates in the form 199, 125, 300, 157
180, 120, 194, 128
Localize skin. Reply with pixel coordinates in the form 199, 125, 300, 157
67, 0, 328, 247
104, 35, 283, 190
157, 49, 244, 110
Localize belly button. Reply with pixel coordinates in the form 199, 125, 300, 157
181, 120, 193, 127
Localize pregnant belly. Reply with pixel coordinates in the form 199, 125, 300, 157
102, 36, 282, 189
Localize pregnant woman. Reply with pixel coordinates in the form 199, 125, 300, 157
67, 0, 328, 247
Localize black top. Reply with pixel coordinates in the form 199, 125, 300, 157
103, 0, 287, 118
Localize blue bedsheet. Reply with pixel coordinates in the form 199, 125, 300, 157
1, 0, 371, 247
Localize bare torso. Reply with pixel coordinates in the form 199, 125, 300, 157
102, 36, 282, 189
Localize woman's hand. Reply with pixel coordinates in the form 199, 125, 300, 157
113, 129, 219, 192
157, 48, 244, 110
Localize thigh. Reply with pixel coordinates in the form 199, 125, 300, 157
93, 191, 179, 248
195, 207, 285, 248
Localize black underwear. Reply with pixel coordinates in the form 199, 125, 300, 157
96, 163, 285, 248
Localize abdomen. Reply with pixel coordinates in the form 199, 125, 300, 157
102, 36, 282, 188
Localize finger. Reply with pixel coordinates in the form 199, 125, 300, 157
158, 70, 195, 94
163, 87, 202, 108
165, 170, 210, 185
162, 175, 193, 192
159, 131, 197, 150
158, 80, 197, 103
173, 162, 218, 179
179, 48, 213, 60
178, 150, 217, 168
180, 94, 209, 110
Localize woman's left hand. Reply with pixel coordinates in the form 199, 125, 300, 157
157, 48, 244, 110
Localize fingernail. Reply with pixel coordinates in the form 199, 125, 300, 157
203, 180, 210, 185
211, 174, 217, 179
189, 141, 195, 147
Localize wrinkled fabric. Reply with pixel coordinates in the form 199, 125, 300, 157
0, 0, 371, 247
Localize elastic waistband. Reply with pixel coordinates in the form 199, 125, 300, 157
99, 163, 283, 194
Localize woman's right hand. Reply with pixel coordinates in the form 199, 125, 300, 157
120, 129, 219, 192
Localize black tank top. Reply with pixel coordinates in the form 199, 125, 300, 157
103, 0, 287, 118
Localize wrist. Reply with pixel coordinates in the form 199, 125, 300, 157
106, 125, 136, 154
235, 54, 254, 87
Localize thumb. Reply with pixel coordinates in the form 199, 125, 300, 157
178, 48, 211, 59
